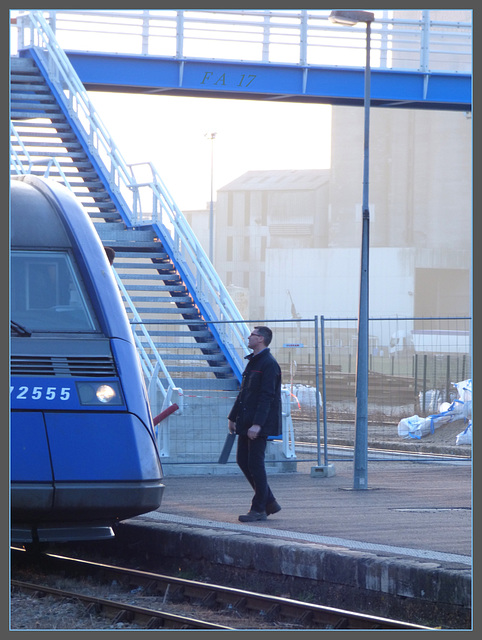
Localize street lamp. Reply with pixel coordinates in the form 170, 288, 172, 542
329, 10, 374, 490
206, 132, 217, 263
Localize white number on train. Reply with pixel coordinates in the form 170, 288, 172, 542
10, 385, 72, 400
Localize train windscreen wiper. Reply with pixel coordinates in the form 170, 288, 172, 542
11, 320, 32, 337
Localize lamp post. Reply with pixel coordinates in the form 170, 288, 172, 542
329, 10, 374, 490
206, 132, 217, 263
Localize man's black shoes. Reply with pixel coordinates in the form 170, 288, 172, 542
266, 500, 282, 515
238, 510, 267, 522
238, 502, 281, 522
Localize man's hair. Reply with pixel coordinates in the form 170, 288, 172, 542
254, 326, 272, 346
104, 246, 115, 265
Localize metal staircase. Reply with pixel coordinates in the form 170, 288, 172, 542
10, 14, 250, 417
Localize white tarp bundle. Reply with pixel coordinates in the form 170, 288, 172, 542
455, 420, 472, 445
398, 379, 472, 443
282, 384, 322, 412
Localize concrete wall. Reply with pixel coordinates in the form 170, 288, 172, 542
265, 247, 416, 320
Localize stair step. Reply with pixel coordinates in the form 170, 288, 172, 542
127, 286, 188, 294
11, 91, 53, 102
13, 121, 73, 131
159, 353, 226, 362
18, 164, 96, 176
117, 273, 183, 281
11, 92, 58, 102
126, 306, 200, 315
78, 190, 113, 199
139, 341, 217, 349
11, 111, 67, 121
11, 157, 94, 170
114, 252, 168, 261
124, 284, 188, 294
164, 364, 232, 373
167, 378, 240, 391
114, 261, 175, 270
10, 57, 40, 69
13, 149, 92, 161
11, 140, 83, 151
125, 296, 194, 304
10, 150, 88, 160
12, 131, 78, 140
135, 330, 213, 338
90, 213, 123, 221
10, 76, 47, 86
96, 228, 156, 242
77, 196, 117, 206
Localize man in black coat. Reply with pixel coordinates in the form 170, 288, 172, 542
228, 326, 282, 522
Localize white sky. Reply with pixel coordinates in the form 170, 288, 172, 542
88, 91, 332, 211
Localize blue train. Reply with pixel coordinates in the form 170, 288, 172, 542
10, 175, 164, 544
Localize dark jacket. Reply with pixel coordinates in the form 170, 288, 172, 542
228, 348, 282, 437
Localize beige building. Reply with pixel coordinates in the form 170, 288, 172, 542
203, 106, 471, 332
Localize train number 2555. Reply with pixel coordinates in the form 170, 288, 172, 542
11, 385, 71, 400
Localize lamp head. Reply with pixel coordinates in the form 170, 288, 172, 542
329, 10, 375, 26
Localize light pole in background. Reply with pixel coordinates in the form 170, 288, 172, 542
329, 10, 374, 490
206, 132, 217, 263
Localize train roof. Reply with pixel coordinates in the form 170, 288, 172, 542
11, 176, 72, 248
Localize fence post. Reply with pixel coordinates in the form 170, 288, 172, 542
422, 354, 428, 414
311, 315, 335, 478
445, 355, 451, 403
315, 315, 322, 467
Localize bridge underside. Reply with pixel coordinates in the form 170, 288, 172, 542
66, 51, 471, 112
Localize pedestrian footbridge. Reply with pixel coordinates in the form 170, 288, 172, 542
13, 9, 471, 111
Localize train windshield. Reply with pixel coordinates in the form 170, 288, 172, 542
11, 250, 99, 333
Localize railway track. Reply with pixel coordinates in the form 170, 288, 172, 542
12, 579, 234, 630
11, 547, 433, 630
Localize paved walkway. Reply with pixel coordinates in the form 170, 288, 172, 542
147, 458, 471, 567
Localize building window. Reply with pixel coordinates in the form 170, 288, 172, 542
243, 236, 250, 262
227, 193, 233, 227
261, 236, 266, 262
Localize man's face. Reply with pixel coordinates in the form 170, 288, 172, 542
247, 329, 263, 350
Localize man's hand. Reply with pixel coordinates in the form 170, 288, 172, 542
247, 425, 261, 440
228, 420, 236, 434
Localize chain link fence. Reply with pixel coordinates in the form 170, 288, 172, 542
139, 316, 471, 472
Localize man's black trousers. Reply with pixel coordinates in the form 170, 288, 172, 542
236, 434, 276, 513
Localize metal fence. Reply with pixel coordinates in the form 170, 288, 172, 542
12, 9, 472, 74
140, 316, 472, 472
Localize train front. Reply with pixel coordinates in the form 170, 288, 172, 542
10, 176, 165, 544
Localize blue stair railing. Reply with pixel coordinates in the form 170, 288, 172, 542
16, 10, 250, 380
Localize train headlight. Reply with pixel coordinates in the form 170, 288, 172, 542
96, 384, 117, 403
76, 381, 123, 405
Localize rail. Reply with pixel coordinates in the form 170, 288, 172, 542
12, 9, 472, 74
13, 10, 250, 380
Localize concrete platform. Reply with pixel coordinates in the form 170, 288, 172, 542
119, 458, 472, 629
